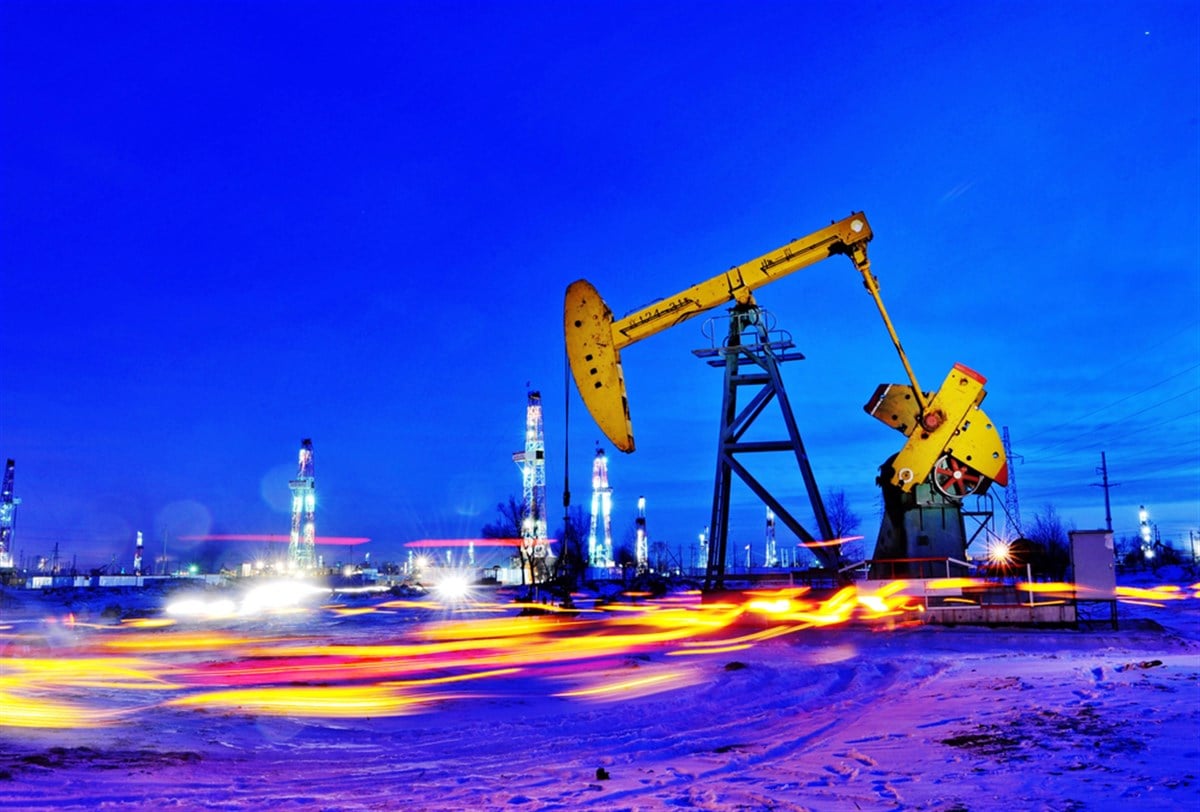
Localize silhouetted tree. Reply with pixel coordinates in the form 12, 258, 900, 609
482, 495, 533, 586
614, 543, 637, 582
1026, 505, 1072, 580
552, 505, 588, 589
1115, 534, 1141, 569
481, 495, 525, 539
825, 489, 863, 567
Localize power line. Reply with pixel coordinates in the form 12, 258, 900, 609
1046, 319, 1200, 398
1020, 363, 1200, 448
1023, 390, 1200, 464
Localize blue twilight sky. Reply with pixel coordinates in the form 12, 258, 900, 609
2, 1, 1198, 571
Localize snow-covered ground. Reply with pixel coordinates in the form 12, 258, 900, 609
1, 573, 1197, 811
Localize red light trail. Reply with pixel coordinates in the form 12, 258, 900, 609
405, 538, 534, 548
179, 534, 370, 546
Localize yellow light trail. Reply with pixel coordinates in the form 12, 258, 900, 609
2, 579, 1196, 727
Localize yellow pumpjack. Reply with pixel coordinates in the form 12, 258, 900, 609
564, 212, 1007, 496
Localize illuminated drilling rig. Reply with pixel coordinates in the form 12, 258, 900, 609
765, 506, 778, 567
288, 439, 317, 570
588, 446, 614, 567
513, 392, 549, 579
635, 495, 648, 572
0, 459, 18, 570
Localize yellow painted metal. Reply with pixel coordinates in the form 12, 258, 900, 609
563, 211, 1006, 492
564, 279, 635, 452
855, 255, 929, 417
863, 382, 928, 437
566, 213, 879, 451
609, 213, 873, 348
866, 364, 1008, 491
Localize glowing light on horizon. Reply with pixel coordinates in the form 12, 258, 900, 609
432, 572, 473, 602
405, 538, 530, 548
987, 539, 1014, 567
164, 580, 331, 620
178, 534, 370, 546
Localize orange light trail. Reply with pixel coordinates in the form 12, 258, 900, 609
2, 579, 1196, 727
800, 535, 865, 548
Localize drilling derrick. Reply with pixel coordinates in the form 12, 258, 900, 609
588, 446, 614, 567
288, 439, 317, 570
635, 495, 648, 573
0, 459, 18, 570
765, 506, 778, 568
512, 392, 549, 580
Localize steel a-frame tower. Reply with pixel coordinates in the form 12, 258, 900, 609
697, 306, 836, 590
288, 439, 316, 570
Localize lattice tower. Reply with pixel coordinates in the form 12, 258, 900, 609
588, 446, 614, 567
635, 495, 648, 572
513, 392, 549, 566
765, 506, 778, 567
0, 459, 18, 569
1001, 427, 1022, 539
288, 439, 317, 569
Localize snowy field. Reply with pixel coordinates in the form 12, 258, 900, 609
1, 573, 1198, 812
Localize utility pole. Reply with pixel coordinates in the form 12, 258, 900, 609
1092, 452, 1119, 532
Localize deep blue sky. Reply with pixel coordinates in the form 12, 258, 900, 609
3, 1, 1197, 570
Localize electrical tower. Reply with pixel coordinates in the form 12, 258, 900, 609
1001, 427, 1023, 539
513, 391, 549, 579
0, 459, 18, 569
588, 445, 614, 567
635, 495, 648, 572
288, 439, 316, 570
